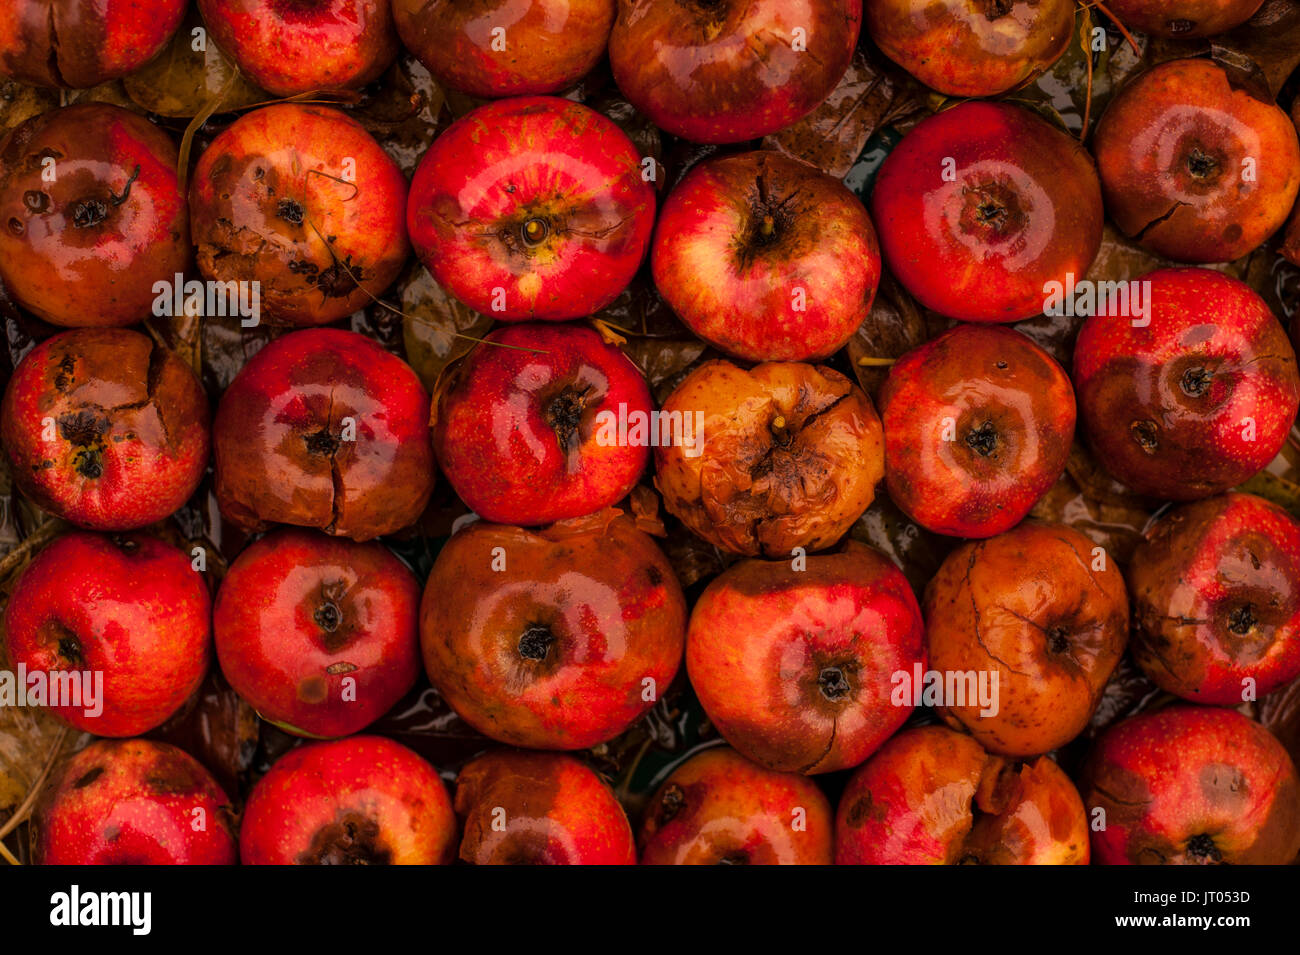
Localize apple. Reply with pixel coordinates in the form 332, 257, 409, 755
213, 328, 434, 541
1081, 705, 1300, 864
1100, 0, 1265, 37
32, 739, 236, 865
609, 0, 861, 144
214, 527, 421, 738
879, 324, 1076, 538
651, 150, 881, 362
835, 725, 1089, 864
239, 736, 457, 864
420, 509, 686, 749
407, 96, 654, 322
654, 360, 884, 556
871, 100, 1103, 322
686, 540, 924, 774
0, 103, 189, 328
190, 103, 409, 326
866, 0, 1073, 97
639, 746, 834, 864
924, 521, 1129, 756
393, 0, 614, 97
1093, 58, 1300, 264
456, 750, 636, 864
432, 323, 652, 526
0, 328, 209, 531
1073, 267, 1300, 500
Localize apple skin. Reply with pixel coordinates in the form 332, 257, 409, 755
866, 0, 1073, 97
880, 324, 1076, 539
408, 97, 654, 322
4, 531, 211, 737
686, 540, 924, 774
0, 103, 189, 328
420, 509, 686, 750
213, 328, 434, 541
835, 725, 1088, 865
0, 0, 186, 88
651, 150, 881, 362
871, 100, 1103, 323
924, 521, 1129, 757
1101, 0, 1265, 37
1093, 58, 1300, 264
190, 104, 409, 326
455, 750, 636, 865
32, 739, 236, 865
639, 746, 834, 864
197, 0, 399, 97
214, 528, 421, 739
432, 324, 652, 527
0, 329, 209, 531
1073, 268, 1300, 501
654, 360, 884, 557
609, 0, 861, 145
1128, 493, 1300, 704
393, 0, 614, 97
1081, 705, 1300, 864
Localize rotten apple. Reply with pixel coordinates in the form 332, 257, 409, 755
1101, 0, 1265, 37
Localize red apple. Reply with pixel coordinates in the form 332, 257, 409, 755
686, 540, 924, 774
639, 746, 834, 864
190, 104, 409, 326
609, 0, 861, 144
1073, 267, 1300, 500
32, 739, 236, 865
455, 750, 636, 864
0, 328, 209, 531
1081, 705, 1300, 864
871, 100, 1103, 322
879, 324, 1076, 538
239, 736, 457, 864
1101, 0, 1265, 37
420, 509, 686, 749
651, 150, 881, 362
213, 328, 434, 541
432, 323, 652, 526
214, 527, 421, 738
407, 96, 654, 322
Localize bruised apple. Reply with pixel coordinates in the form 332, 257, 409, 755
1101, 0, 1265, 37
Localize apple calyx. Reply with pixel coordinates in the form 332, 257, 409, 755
1227, 602, 1259, 636
961, 181, 1025, 239
1185, 832, 1223, 863
301, 812, 391, 865
817, 665, 852, 702
59, 410, 110, 479
518, 623, 555, 662
964, 420, 1000, 458
543, 385, 593, 454
70, 164, 141, 230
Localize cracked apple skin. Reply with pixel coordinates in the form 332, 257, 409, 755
32, 739, 236, 865
880, 324, 1075, 539
198, 0, 398, 97
456, 750, 636, 865
0, 0, 186, 88
394, 0, 614, 97
0, 329, 209, 531
835, 725, 1089, 864
1073, 268, 1299, 501
1094, 58, 1300, 264
240, 736, 457, 865
651, 150, 881, 362
866, 0, 1073, 97
213, 328, 434, 541
1101, 0, 1265, 37
407, 96, 654, 321
433, 324, 652, 526
609, 0, 860, 144
214, 528, 420, 739
190, 104, 409, 326
686, 540, 924, 774
1128, 493, 1300, 704
639, 746, 833, 864
924, 521, 1129, 757
0, 103, 189, 328
4, 531, 211, 737
871, 100, 1102, 322
654, 360, 884, 557
1082, 705, 1300, 865
420, 509, 686, 749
